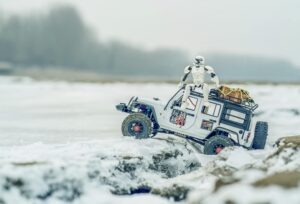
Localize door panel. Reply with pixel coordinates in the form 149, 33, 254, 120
193, 101, 222, 137
166, 95, 200, 130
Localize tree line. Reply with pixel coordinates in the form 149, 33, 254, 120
0, 5, 299, 82
0, 6, 188, 77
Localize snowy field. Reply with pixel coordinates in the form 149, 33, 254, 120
0, 76, 299, 203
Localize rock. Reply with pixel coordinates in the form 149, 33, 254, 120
0, 139, 201, 203
149, 149, 200, 178
209, 166, 237, 177
151, 184, 190, 201
269, 135, 300, 160
253, 171, 300, 188
275, 135, 300, 147
214, 177, 240, 192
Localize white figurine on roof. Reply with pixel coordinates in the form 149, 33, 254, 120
179, 56, 220, 108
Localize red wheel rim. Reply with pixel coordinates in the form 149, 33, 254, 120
215, 147, 223, 154
133, 125, 142, 132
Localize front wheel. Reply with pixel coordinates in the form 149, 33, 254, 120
204, 136, 234, 155
121, 113, 153, 139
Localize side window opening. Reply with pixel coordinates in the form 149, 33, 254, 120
201, 120, 213, 131
173, 96, 198, 111
186, 96, 198, 111
170, 109, 187, 126
225, 109, 246, 124
173, 96, 182, 107
202, 102, 221, 117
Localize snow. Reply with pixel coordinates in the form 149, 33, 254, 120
200, 184, 300, 204
0, 138, 200, 203
0, 76, 299, 203
219, 147, 257, 169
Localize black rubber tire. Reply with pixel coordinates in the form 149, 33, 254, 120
252, 121, 268, 149
204, 136, 234, 155
121, 113, 152, 139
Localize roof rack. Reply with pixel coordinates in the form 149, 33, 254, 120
209, 89, 258, 111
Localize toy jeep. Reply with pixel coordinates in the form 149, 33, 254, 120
116, 87, 268, 154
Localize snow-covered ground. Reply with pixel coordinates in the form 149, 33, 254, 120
0, 76, 299, 203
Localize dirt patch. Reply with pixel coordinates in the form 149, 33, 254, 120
214, 177, 240, 192
253, 171, 300, 188
275, 135, 300, 147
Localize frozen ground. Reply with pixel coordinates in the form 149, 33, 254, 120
0, 76, 299, 203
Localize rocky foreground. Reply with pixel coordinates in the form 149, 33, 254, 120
0, 136, 299, 204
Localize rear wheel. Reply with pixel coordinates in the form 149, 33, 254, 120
121, 113, 152, 139
204, 136, 234, 155
252, 121, 268, 149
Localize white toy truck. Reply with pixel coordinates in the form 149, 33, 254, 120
116, 87, 268, 154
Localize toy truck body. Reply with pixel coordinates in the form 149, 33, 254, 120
116, 87, 268, 154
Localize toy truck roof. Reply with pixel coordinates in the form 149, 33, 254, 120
190, 89, 258, 112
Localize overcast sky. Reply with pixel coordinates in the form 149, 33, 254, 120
1, 0, 300, 66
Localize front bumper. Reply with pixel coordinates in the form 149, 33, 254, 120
116, 96, 138, 113
116, 103, 128, 112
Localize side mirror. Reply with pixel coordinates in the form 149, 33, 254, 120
171, 100, 181, 109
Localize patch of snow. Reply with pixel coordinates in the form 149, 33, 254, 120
0, 77, 300, 203
0, 138, 200, 203
200, 184, 300, 204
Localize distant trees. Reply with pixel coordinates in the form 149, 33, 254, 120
0, 6, 101, 68
0, 5, 188, 77
0, 5, 299, 81
206, 53, 300, 82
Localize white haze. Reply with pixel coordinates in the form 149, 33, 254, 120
1, 0, 300, 66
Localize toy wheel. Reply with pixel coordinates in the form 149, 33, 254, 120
252, 121, 268, 149
204, 136, 234, 155
122, 113, 152, 139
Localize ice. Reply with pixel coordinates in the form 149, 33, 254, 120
0, 76, 299, 203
